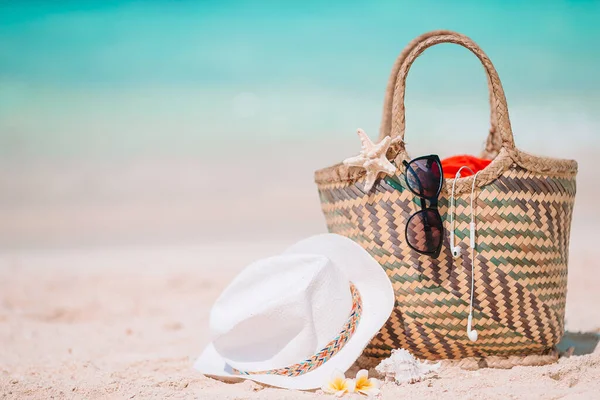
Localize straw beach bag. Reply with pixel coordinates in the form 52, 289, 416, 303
314, 31, 578, 363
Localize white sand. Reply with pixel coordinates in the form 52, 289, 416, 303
1, 232, 599, 399
1, 151, 599, 399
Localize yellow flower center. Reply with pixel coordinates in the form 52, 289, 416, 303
355, 375, 374, 392
328, 377, 348, 392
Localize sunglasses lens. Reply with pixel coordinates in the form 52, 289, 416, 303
405, 158, 442, 198
406, 209, 443, 254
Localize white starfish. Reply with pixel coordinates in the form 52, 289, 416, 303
343, 128, 397, 192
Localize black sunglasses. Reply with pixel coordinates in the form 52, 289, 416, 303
387, 155, 444, 257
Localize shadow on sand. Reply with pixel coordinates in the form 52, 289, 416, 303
557, 331, 600, 355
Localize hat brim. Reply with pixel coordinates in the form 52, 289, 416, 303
194, 233, 395, 390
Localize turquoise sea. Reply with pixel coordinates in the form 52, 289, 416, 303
1, 0, 599, 161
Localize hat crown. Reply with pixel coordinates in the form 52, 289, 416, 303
210, 253, 353, 371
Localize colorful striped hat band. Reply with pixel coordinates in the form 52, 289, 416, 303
232, 282, 363, 377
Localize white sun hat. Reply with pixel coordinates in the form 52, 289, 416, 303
194, 233, 394, 390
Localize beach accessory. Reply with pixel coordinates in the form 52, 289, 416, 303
401, 154, 444, 257
194, 233, 395, 390
441, 154, 492, 179
314, 30, 578, 363
449, 166, 482, 342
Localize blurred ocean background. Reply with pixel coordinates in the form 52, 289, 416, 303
1, 0, 598, 249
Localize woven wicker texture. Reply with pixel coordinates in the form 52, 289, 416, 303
314, 31, 578, 363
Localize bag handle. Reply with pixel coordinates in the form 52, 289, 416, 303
378, 30, 515, 159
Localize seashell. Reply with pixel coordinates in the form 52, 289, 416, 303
375, 349, 440, 384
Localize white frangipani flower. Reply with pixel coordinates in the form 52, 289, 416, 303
353, 369, 381, 397
322, 369, 356, 397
